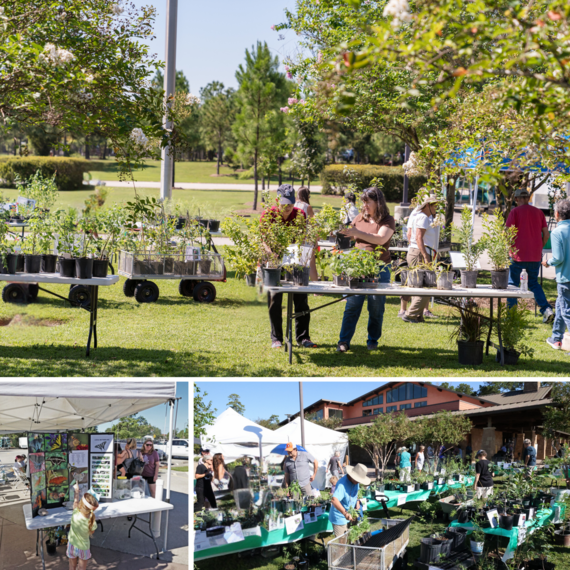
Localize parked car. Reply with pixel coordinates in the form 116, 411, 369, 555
117, 438, 169, 462
154, 439, 189, 460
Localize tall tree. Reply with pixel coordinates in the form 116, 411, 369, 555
152, 69, 191, 94
227, 393, 245, 415
234, 42, 289, 210
305, 412, 343, 431
194, 385, 217, 439
104, 413, 152, 439
200, 82, 236, 175
255, 415, 281, 430
477, 382, 523, 396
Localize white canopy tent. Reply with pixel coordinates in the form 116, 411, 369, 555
200, 408, 280, 462
0, 380, 177, 552
269, 418, 349, 490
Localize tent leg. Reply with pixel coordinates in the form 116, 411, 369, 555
163, 398, 175, 553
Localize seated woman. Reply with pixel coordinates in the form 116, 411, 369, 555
336, 187, 395, 352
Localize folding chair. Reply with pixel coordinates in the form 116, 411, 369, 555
11, 467, 29, 491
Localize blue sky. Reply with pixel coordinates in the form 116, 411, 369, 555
97, 381, 188, 435
132, 0, 303, 94
194, 381, 489, 424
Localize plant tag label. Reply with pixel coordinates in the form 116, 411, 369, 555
186, 246, 201, 261
397, 494, 407, 506
518, 513, 526, 527
268, 519, 281, 532
487, 509, 499, 528
243, 527, 262, 538
194, 531, 210, 551
314, 506, 323, 517
285, 514, 304, 535
518, 527, 527, 546
303, 512, 317, 525
268, 475, 282, 487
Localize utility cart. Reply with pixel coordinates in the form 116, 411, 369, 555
118, 251, 226, 304
328, 518, 412, 570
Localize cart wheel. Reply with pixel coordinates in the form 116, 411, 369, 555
123, 279, 141, 297
28, 284, 39, 302
134, 281, 159, 303
2, 284, 25, 304
69, 285, 91, 307
179, 280, 196, 297
193, 281, 216, 303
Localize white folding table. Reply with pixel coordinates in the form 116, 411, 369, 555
0, 274, 119, 356
24, 496, 173, 568
262, 282, 534, 365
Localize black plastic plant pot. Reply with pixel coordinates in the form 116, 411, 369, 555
262, 267, 281, 287
17, 254, 24, 272
46, 541, 57, 556
460, 270, 478, 288
24, 254, 42, 274
408, 270, 424, 288
496, 349, 520, 365
198, 219, 209, 228
445, 527, 468, 551
420, 538, 443, 563
414, 483, 421, 491
423, 270, 437, 287
41, 254, 58, 273
92, 259, 109, 278
458, 510, 470, 524
245, 274, 256, 287
333, 275, 348, 287
335, 234, 351, 249
491, 269, 509, 289
499, 514, 514, 531
59, 257, 76, 278
75, 258, 93, 279
292, 266, 310, 287
208, 219, 220, 232
164, 258, 174, 274
439, 538, 452, 558
6, 253, 20, 274
457, 340, 484, 365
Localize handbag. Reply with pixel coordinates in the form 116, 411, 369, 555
123, 451, 145, 476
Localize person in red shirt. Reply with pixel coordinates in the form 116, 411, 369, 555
506, 188, 554, 323
262, 185, 317, 349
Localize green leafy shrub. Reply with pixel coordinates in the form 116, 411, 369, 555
320, 164, 427, 200
0, 157, 90, 191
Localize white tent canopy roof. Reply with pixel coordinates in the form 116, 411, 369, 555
0, 381, 176, 433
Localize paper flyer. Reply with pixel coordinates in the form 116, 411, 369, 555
69, 450, 88, 469
285, 514, 304, 535
90, 434, 114, 453
90, 453, 113, 499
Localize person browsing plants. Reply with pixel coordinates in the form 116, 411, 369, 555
67, 482, 99, 569
261, 185, 317, 350
336, 187, 395, 352
328, 463, 370, 540
473, 449, 494, 501
402, 195, 445, 324
283, 442, 318, 497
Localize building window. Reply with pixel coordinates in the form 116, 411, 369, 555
400, 403, 412, 410
414, 384, 428, 399
385, 384, 428, 405
329, 409, 343, 419
373, 408, 383, 415
363, 410, 372, 416
387, 390, 392, 404
363, 394, 384, 407
406, 383, 414, 400
414, 401, 427, 408
315, 409, 324, 420
386, 405, 397, 413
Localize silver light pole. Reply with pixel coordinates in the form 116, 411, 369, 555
299, 382, 306, 449
160, 0, 178, 201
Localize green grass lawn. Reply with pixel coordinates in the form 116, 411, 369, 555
172, 466, 188, 472
86, 159, 319, 185
0, 265, 565, 377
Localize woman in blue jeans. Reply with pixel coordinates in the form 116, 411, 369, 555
337, 187, 395, 352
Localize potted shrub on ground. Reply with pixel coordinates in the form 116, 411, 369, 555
450, 303, 488, 365
470, 527, 485, 554
455, 206, 486, 288
45, 527, 58, 556
482, 210, 518, 289
497, 304, 535, 364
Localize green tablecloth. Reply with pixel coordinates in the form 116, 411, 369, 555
194, 514, 333, 561
450, 504, 565, 559
365, 476, 475, 512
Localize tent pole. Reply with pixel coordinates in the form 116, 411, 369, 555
162, 398, 175, 553
299, 382, 306, 449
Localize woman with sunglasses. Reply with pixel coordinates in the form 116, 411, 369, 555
141, 440, 160, 498
336, 187, 395, 352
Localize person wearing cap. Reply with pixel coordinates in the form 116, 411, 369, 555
402, 195, 445, 323
197, 447, 210, 466
522, 438, 537, 472
398, 446, 412, 482
262, 184, 317, 349
542, 199, 570, 350
283, 442, 319, 496
328, 463, 370, 540
473, 449, 494, 500
336, 187, 395, 352
506, 187, 554, 323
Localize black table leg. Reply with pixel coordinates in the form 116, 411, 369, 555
287, 292, 293, 365
128, 514, 161, 559
93, 285, 99, 349
86, 286, 95, 357
486, 297, 493, 355
498, 298, 504, 365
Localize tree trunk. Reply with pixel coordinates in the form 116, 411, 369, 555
102, 140, 107, 160
217, 143, 221, 175
262, 176, 265, 190
308, 178, 311, 190
85, 137, 90, 160
253, 151, 259, 210
279, 162, 283, 186
445, 177, 457, 234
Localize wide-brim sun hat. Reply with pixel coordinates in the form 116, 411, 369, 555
419, 196, 446, 209
346, 463, 371, 486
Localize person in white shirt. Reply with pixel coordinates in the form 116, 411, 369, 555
415, 446, 425, 471
342, 193, 359, 224
402, 196, 445, 323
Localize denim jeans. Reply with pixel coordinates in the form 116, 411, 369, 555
507, 260, 552, 314
552, 282, 570, 342
339, 267, 390, 346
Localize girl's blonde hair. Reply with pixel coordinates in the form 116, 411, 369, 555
79, 493, 99, 531
126, 438, 137, 450
330, 475, 339, 486
142, 439, 155, 455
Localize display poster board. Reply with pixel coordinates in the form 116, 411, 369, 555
285, 513, 304, 535
28, 431, 114, 517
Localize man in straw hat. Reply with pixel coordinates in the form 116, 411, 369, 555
283, 442, 319, 497
329, 463, 370, 539
402, 194, 446, 323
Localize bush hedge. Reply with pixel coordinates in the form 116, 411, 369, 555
320, 164, 427, 201
0, 157, 90, 191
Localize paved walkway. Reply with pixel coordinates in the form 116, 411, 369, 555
94, 180, 324, 192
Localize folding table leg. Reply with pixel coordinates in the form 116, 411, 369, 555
287, 293, 293, 365
93, 285, 99, 349
128, 514, 161, 559
486, 297, 493, 355
40, 529, 46, 570
497, 298, 505, 365
86, 287, 95, 357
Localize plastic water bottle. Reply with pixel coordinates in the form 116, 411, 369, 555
520, 269, 528, 292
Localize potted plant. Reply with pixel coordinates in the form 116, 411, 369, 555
91, 206, 124, 277
436, 262, 454, 290
76, 215, 97, 279
496, 304, 535, 364
483, 210, 517, 289
470, 527, 486, 554
20, 211, 45, 273
455, 206, 486, 288
221, 217, 262, 285
314, 248, 330, 281
15, 170, 59, 214
450, 303, 488, 365
56, 209, 79, 277
420, 536, 443, 563
342, 248, 386, 289
45, 527, 58, 556
314, 203, 343, 243
330, 249, 349, 286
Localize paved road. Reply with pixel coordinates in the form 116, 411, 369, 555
0, 448, 188, 570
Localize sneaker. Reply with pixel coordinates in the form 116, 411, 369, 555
543, 307, 554, 324
271, 341, 283, 349
367, 342, 379, 351
337, 342, 349, 353
417, 316, 425, 323
401, 314, 420, 324
398, 310, 406, 318
423, 310, 439, 319
546, 337, 562, 350
299, 339, 317, 348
